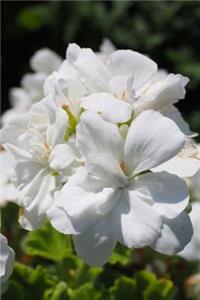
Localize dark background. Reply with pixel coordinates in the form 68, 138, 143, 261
1, 1, 200, 133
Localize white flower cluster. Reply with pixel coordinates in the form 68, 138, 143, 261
1, 41, 200, 266
0, 234, 15, 283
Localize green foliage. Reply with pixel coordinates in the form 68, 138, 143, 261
17, 4, 54, 31
44, 282, 70, 300
69, 283, 103, 300
110, 276, 136, 300
109, 272, 175, 300
109, 243, 133, 266
5, 263, 56, 300
134, 271, 175, 300
23, 223, 73, 262
2, 214, 199, 300
145, 279, 175, 300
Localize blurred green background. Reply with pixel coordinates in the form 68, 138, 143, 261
2, 1, 200, 137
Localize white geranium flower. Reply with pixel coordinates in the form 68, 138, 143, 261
44, 44, 132, 124
0, 95, 80, 230
152, 140, 200, 178
20, 72, 47, 104
30, 48, 62, 75
49, 110, 193, 266
188, 157, 200, 201
66, 44, 199, 177
178, 202, 200, 261
0, 148, 18, 206
43, 65, 87, 119
1, 49, 62, 125
1, 88, 31, 125
98, 38, 116, 61
66, 44, 191, 131
0, 234, 15, 283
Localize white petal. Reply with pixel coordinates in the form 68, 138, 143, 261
70, 46, 111, 92
73, 213, 117, 266
29, 93, 59, 129
14, 161, 44, 188
108, 50, 157, 90
19, 207, 46, 231
152, 156, 200, 178
66, 43, 81, 64
0, 183, 18, 205
81, 93, 132, 123
162, 105, 197, 137
151, 212, 193, 254
65, 167, 121, 215
30, 48, 62, 74
85, 153, 128, 187
3, 143, 33, 162
178, 202, 200, 260
134, 74, 189, 113
18, 169, 55, 217
47, 112, 68, 147
43, 72, 57, 96
77, 112, 124, 161
0, 114, 28, 145
47, 199, 77, 234
66, 166, 104, 192
63, 77, 86, 118
124, 110, 185, 175
0, 116, 32, 162
0, 234, 15, 282
9, 87, 30, 110
109, 75, 131, 100
21, 73, 45, 102
152, 140, 200, 178
58, 184, 119, 234
0, 151, 16, 180
18, 170, 56, 230
130, 172, 189, 219
99, 38, 116, 57
178, 238, 200, 261
44, 71, 86, 119
1, 108, 26, 126
30, 95, 68, 146
0, 151, 18, 204
113, 189, 162, 248
49, 144, 77, 170
29, 96, 51, 129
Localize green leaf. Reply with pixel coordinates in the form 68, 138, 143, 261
14, 263, 56, 287
44, 282, 70, 300
72, 262, 103, 288
3, 263, 56, 300
70, 283, 104, 300
110, 276, 136, 300
50, 256, 82, 286
135, 271, 157, 298
144, 279, 175, 300
134, 271, 175, 300
23, 222, 73, 262
109, 243, 133, 266
2, 280, 26, 300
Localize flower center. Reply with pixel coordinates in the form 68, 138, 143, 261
119, 161, 126, 173
178, 143, 200, 160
